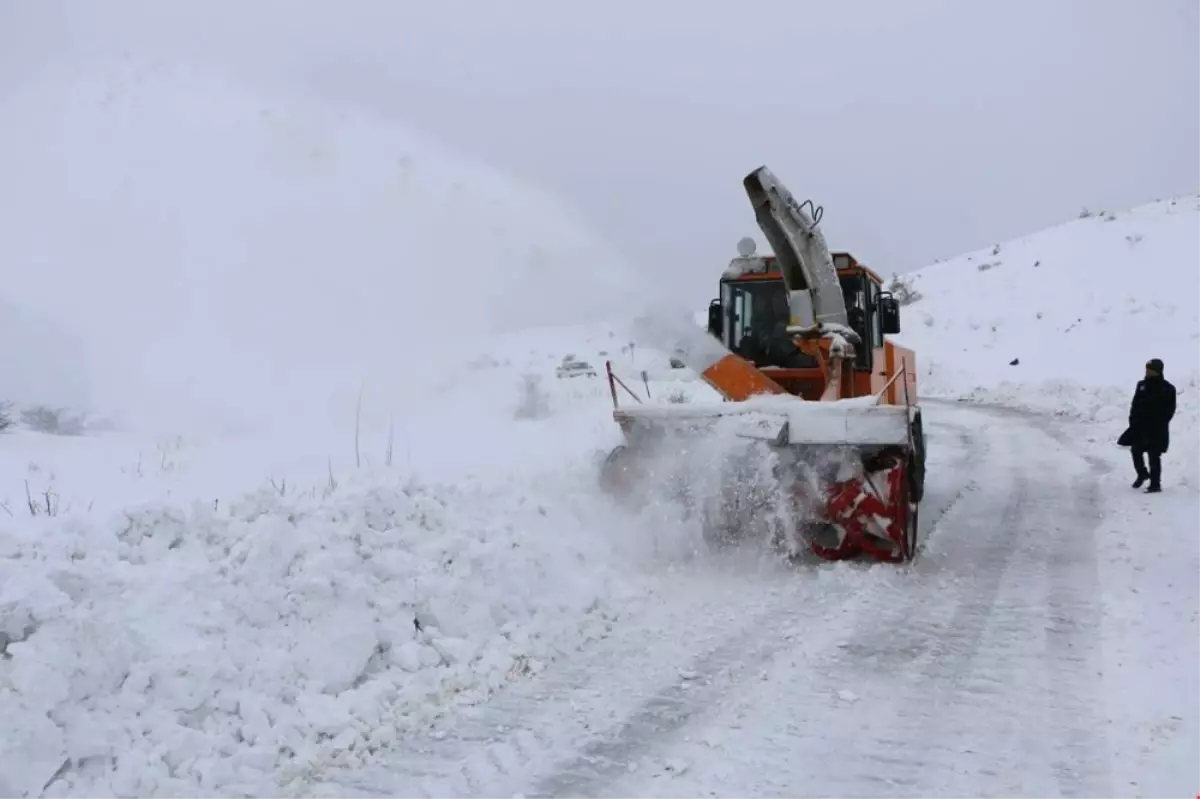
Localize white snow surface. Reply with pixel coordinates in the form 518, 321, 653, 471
894, 195, 1200, 431
0, 58, 665, 797
1, 61, 1198, 798
0, 311, 728, 797
0, 468, 636, 797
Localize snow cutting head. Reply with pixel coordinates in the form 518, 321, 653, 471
601, 396, 923, 562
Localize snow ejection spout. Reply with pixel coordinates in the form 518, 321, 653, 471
742, 166, 849, 335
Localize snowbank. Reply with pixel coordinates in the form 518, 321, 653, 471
1, 315, 718, 796
0, 468, 643, 797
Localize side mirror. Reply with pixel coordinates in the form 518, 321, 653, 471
879, 293, 901, 334
707, 299, 723, 339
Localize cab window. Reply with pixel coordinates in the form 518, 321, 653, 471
838, 272, 873, 370
867, 280, 884, 349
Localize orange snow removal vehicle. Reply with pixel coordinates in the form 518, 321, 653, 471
600, 166, 926, 562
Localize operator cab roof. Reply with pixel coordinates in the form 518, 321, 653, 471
722, 246, 883, 285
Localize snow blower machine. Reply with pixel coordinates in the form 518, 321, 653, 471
599, 166, 926, 562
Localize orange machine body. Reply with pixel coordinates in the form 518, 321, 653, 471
704, 251, 917, 406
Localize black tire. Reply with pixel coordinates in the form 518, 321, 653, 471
908, 410, 927, 504
904, 497, 919, 561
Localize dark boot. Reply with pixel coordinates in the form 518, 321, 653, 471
1131, 449, 1149, 488
1145, 452, 1163, 493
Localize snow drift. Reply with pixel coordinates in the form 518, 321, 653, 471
0, 313, 696, 797
0, 470, 641, 798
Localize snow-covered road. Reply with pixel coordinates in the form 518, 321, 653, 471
317, 398, 1192, 798
3, 54, 1194, 799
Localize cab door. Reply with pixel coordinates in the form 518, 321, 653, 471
837, 272, 874, 372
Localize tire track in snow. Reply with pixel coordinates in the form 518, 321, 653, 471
522, 416, 983, 797
737, 410, 1030, 796
319, 414, 980, 797
1030, 411, 1116, 796
318, 570, 845, 798
936, 402, 1115, 795
595, 402, 1116, 797
808, 404, 1113, 796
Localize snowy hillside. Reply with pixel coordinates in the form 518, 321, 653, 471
0, 60, 684, 797
0, 59, 656, 432
895, 195, 1200, 429
894, 191, 1200, 503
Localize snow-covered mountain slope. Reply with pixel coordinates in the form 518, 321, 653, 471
0, 59, 650, 433
894, 195, 1200, 432
0, 61, 680, 798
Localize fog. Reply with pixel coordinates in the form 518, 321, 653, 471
0, 62, 644, 430
4, 1, 1194, 294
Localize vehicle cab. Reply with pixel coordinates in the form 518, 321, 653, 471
703, 243, 912, 402
706, 248, 901, 372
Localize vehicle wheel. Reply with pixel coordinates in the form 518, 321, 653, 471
908, 411, 926, 503
904, 496, 919, 561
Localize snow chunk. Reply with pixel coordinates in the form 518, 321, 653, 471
296, 602, 380, 694
0, 702, 66, 798
0, 472, 634, 794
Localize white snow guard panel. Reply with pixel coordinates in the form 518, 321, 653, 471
614, 395, 912, 447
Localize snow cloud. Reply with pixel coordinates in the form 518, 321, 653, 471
0, 60, 647, 432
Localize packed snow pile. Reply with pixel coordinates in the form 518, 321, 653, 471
0, 469, 645, 797
0, 314, 712, 797
895, 195, 1200, 437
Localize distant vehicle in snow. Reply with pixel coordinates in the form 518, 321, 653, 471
669, 350, 687, 369
556, 356, 597, 379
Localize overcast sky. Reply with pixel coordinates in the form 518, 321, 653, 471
2, 0, 1197, 306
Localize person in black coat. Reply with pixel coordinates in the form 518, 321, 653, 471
1118, 358, 1176, 493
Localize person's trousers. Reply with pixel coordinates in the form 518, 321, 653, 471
1132, 448, 1162, 485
